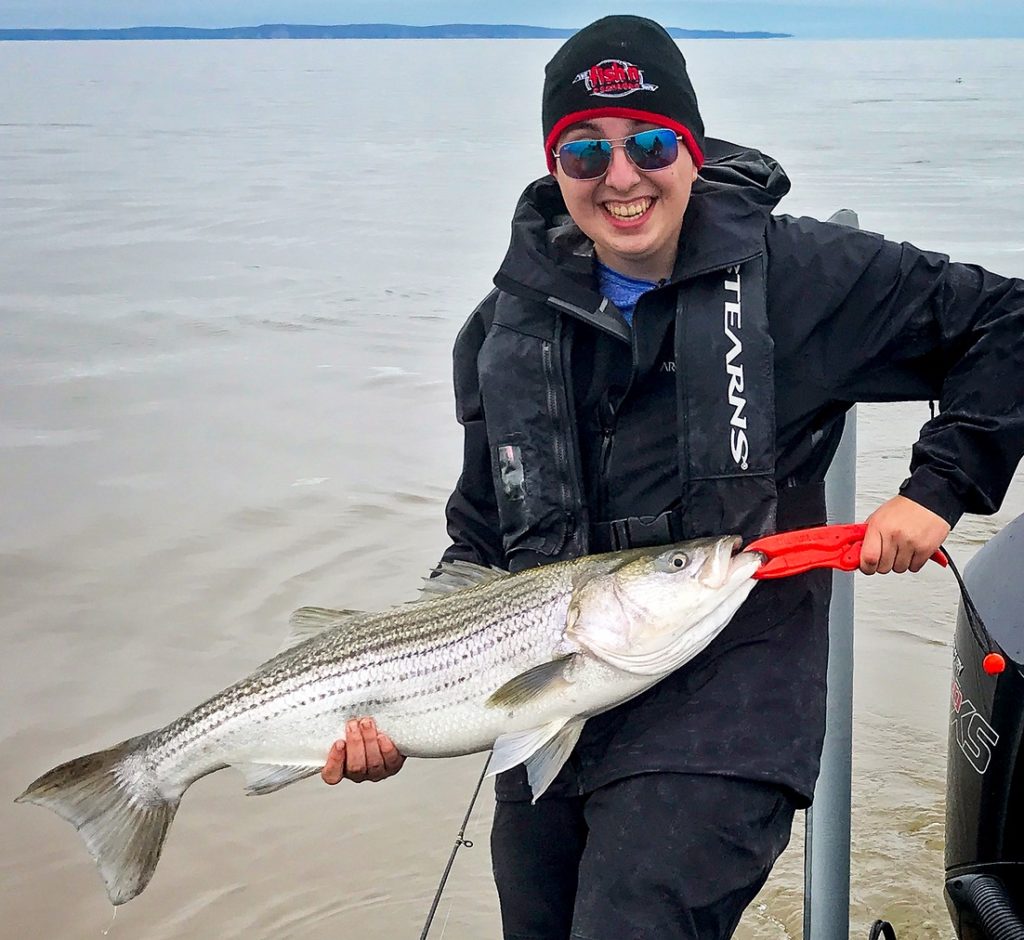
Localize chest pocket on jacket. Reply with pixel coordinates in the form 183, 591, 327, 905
478, 316, 572, 559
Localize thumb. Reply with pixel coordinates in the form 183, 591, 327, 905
860, 524, 883, 574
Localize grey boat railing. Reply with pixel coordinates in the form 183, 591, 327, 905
803, 206, 860, 940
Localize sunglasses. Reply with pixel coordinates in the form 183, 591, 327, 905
553, 128, 684, 181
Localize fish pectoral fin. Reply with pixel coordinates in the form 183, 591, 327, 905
415, 560, 508, 600
524, 718, 585, 802
235, 762, 320, 796
484, 655, 576, 709
281, 607, 367, 652
488, 717, 573, 779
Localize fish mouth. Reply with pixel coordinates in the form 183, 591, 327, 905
699, 536, 764, 588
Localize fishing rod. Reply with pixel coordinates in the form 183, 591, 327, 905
419, 753, 492, 940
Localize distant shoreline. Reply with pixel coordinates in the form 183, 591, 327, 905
0, 23, 793, 41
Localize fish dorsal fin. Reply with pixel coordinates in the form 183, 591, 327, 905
485, 655, 575, 709
487, 716, 586, 801
235, 762, 320, 796
416, 560, 507, 599
280, 606, 367, 652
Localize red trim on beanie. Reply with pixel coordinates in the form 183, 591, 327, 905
545, 107, 704, 173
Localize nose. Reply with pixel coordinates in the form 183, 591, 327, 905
603, 144, 641, 191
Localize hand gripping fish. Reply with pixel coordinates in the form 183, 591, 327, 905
16, 536, 762, 906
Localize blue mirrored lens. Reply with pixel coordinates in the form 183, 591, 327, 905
558, 139, 613, 180
556, 129, 681, 179
625, 129, 680, 171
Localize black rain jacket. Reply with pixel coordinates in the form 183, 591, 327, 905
440, 137, 1024, 804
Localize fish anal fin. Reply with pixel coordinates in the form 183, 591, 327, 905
235, 762, 320, 796
485, 655, 575, 710
281, 607, 366, 652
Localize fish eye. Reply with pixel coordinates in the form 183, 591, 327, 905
655, 549, 692, 574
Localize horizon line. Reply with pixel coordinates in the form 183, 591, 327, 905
0, 22, 1021, 40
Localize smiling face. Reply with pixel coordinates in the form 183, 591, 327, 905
552, 116, 698, 283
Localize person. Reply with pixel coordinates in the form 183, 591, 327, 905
321, 14, 1024, 939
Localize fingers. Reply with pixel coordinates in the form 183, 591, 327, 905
321, 739, 345, 785
861, 526, 906, 575
862, 495, 951, 576
379, 733, 407, 775
354, 718, 389, 782
908, 546, 934, 573
321, 718, 406, 785
891, 538, 916, 575
344, 718, 371, 782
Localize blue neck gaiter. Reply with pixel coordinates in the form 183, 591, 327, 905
596, 261, 659, 326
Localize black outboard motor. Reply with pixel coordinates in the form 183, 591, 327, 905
945, 512, 1024, 938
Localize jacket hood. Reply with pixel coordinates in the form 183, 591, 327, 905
493, 137, 790, 313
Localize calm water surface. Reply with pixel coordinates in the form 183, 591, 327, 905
2, 38, 1023, 940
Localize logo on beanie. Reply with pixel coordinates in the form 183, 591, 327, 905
573, 59, 658, 98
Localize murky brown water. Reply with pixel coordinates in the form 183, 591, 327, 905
2, 37, 1023, 940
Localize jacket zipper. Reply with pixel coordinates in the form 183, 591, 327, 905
599, 424, 614, 516
542, 339, 579, 553
597, 305, 643, 524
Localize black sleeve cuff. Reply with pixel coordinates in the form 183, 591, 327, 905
897, 472, 965, 529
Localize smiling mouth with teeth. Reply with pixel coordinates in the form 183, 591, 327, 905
604, 197, 654, 220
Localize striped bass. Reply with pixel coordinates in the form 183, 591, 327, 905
16, 536, 763, 906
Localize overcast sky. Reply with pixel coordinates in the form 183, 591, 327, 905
2, 0, 1023, 39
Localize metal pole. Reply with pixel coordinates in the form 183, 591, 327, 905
803, 207, 860, 940
804, 407, 857, 939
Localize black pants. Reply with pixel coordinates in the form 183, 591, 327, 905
491, 773, 796, 940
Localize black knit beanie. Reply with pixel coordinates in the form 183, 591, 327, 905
542, 15, 705, 172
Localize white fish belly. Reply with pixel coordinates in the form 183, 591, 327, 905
153, 638, 574, 782
376, 656, 657, 757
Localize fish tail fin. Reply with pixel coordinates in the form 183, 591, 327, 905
15, 734, 179, 905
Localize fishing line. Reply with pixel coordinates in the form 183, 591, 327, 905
437, 901, 454, 940
419, 752, 492, 940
